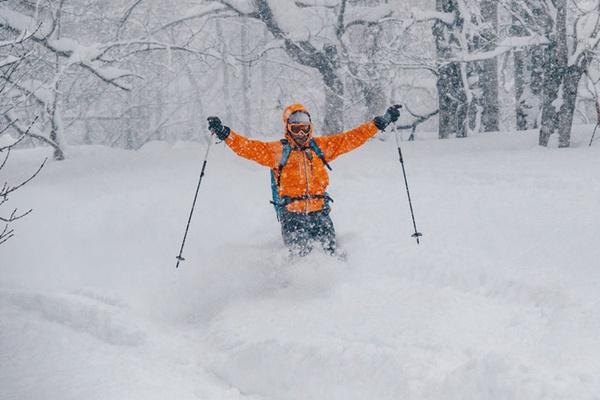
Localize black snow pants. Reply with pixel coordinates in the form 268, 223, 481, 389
279, 208, 337, 257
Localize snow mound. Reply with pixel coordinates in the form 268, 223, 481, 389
2, 127, 600, 398
0, 289, 145, 346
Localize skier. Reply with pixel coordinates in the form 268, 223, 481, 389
207, 103, 401, 257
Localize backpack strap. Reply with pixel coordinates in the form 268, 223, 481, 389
309, 139, 332, 171
270, 138, 333, 218
276, 139, 292, 185
270, 139, 292, 219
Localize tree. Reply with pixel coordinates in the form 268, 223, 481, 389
510, 1, 544, 130
0, 2, 134, 159
0, 29, 46, 245
179, 0, 406, 133
0, 126, 45, 246
428, 0, 553, 138
506, 0, 600, 147
540, 1, 600, 147
0, 1, 200, 158
476, 0, 499, 133
433, 0, 467, 138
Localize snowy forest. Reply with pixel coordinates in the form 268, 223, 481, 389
2, 1, 600, 400
3, 0, 600, 157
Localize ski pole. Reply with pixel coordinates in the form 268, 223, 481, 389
591, 98, 600, 147
175, 133, 214, 268
393, 123, 423, 244
590, 123, 599, 147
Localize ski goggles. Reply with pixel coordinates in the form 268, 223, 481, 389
288, 123, 311, 135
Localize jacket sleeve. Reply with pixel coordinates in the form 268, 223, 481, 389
315, 121, 379, 162
224, 129, 280, 169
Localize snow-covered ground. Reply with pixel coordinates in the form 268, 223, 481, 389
2, 128, 600, 399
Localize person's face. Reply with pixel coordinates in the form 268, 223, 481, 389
287, 111, 311, 146
288, 123, 311, 146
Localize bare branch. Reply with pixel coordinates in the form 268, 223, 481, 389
336, 0, 347, 38
0, 22, 42, 48
446, 35, 549, 64
0, 158, 46, 198
0, 8, 137, 91
79, 63, 138, 91
118, 0, 144, 37
0, 134, 27, 171
149, 3, 233, 35
0, 148, 10, 171
395, 106, 439, 139
0, 114, 44, 245
3, 113, 60, 151
0, 116, 38, 151
343, 12, 393, 31
96, 40, 213, 63
0, 118, 18, 137
295, 1, 338, 9
0, 207, 33, 223
0, 224, 15, 246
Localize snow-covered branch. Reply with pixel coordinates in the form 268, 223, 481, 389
0, 7, 139, 91
395, 106, 439, 140
3, 113, 60, 153
411, 8, 455, 25
570, 9, 600, 66
450, 35, 550, 63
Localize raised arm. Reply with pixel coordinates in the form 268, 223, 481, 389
315, 105, 402, 162
225, 130, 280, 168
315, 122, 379, 162
208, 116, 280, 168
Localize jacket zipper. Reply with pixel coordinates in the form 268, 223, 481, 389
303, 150, 311, 214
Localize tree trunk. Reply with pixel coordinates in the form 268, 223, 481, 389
434, 0, 467, 139
183, 63, 204, 141
479, 0, 499, 132
437, 64, 467, 138
124, 88, 137, 149
323, 68, 345, 134
514, 46, 544, 130
557, 65, 585, 148
153, 86, 164, 142
512, 10, 544, 131
50, 9, 65, 161
318, 43, 344, 133
260, 27, 269, 132
255, 0, 344, 134
216, 21, 233, 126
363, 25, 386, 120
241, 19, 252, 134
539, 0, 567, 147
49, 91, 65, 161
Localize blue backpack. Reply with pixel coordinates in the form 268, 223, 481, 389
270, 138, 332, 218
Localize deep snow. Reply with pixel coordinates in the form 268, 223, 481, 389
1, 127, 600, 399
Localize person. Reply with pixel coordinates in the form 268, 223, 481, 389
207, 103, 401, 257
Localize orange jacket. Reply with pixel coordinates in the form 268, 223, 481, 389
224, 105, 379, 213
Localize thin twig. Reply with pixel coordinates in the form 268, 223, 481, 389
1, 158, 47, 198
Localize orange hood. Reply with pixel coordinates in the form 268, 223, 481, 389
282, 103, 313, 142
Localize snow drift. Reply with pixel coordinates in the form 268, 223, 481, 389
2, 128, 600, 399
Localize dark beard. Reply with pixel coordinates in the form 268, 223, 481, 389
292, 136, 309, 147
289, 131, 310, 147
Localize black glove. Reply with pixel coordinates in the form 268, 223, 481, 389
207, 116, 231, 140
374, 105, 402, 131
